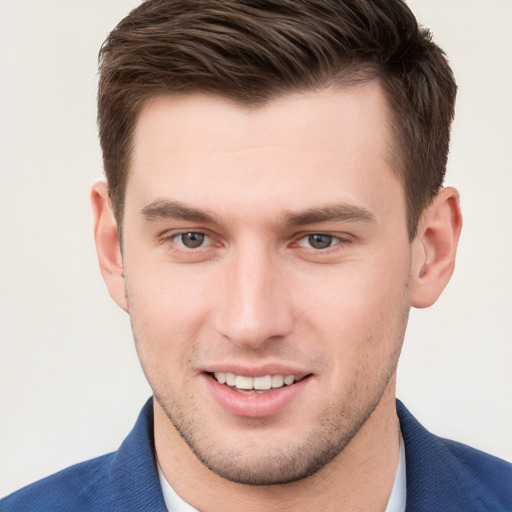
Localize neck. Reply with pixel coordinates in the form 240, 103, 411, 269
154, 383, 400, 512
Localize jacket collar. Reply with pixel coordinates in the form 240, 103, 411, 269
397, 400, 481, 512
109, 398, 481, 511
109, 398, 167, 511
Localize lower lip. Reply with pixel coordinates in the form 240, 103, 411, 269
203, 374, 311, 418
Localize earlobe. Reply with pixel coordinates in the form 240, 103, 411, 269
91, 181, 128, 312
411, 187, 462, 309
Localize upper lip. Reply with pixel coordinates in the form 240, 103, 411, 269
202, 363, 311, 379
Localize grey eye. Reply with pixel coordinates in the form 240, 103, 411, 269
180, 232, 206, 248
307, 234, 333, 249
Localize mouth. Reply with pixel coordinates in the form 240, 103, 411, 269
204, 370, 313, 418
207, 372, 308, 394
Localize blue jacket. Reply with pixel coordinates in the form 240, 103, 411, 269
2, 399, 511, 511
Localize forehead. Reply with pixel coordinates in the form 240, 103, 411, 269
126, 82, 403, 224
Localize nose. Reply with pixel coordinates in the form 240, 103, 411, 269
213, 244, 294, 349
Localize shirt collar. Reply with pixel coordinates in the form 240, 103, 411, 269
157, 430, 406, 512
385, 426, 407, 512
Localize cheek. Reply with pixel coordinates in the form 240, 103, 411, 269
295, 251, 412, 357
125, 263, 211, 364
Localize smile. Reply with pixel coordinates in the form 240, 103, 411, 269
205, 371, 312, 417
212, 372, 303, 392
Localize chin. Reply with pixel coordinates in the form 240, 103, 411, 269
156, 391, 368, 486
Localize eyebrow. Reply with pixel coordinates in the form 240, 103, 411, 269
284, 204, 376, 226
140, 200, 218, 224
140, 199, 376, 227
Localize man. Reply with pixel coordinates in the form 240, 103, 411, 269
2, 0, 511, 510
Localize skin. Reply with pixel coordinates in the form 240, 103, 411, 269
92, 81, 461, 511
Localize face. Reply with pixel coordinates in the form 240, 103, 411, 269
121, 83, 413, 484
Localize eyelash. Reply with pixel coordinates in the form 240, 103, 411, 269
161, 230, 351, 253
165, 231, 214, 250
294, 233, 348, 251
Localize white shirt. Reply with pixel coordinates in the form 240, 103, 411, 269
158, 430, 407, 512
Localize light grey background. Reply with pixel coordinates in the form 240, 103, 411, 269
1, 0, 511, 497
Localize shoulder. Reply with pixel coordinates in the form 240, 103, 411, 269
1, 399, 166, 512
438, 436, 512, 503
0, 452, 115, 512
397, 400, 512, 511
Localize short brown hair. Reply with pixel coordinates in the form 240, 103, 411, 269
98, 0, 456, 240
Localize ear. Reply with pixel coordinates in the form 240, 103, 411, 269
91, 181, 128, 312
410, 187, 462, 309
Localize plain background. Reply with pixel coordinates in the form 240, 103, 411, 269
1, 0, 511, 498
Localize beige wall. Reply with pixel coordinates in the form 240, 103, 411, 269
1, 0, 511, 496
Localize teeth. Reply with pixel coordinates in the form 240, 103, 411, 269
271, 375, 284, 388
213, 372, 298, 390
235, 375, 253, 390
253, 375, 272, 390
283, 375, 295, 386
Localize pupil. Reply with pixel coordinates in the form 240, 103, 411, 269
309, 234, 332, 249
182, 232, 205, 248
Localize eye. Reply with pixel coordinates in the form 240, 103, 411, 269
173, 232, 210, 249
298, 233, 338, 250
